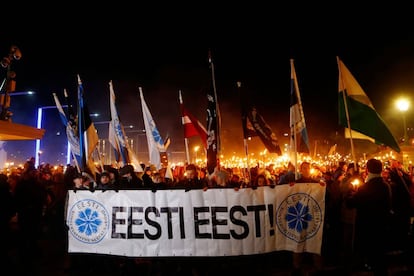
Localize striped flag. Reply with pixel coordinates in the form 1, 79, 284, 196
179, 90, 207, 148
290, 59, 310, 154
337, 57, 400, 153
77, 75, 99, 176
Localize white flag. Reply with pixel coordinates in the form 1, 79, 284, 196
139, 87, 165, 170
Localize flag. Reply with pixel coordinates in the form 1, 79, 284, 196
127, 146, 143, 172
64, 88, 77, 127
108, 80, 130, 167
290, 59, 310, 154
238, 82, 258, 139
53, 92, 81, 170
139, 87, 167, 170
245, 107, 282, 155
237, 82, 282, 155
164, 135, 171, 150
179, 90, 208, 148
77, 75, 99, 176
206, 52, 221, 174
327, 144, 337, 156
164, 163, 174, 180
108, 81, 143, 172
337, 57, 401, 153
344, 128, 375, 142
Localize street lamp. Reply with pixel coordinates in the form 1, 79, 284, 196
9, 90, 35, 96
396, 98, 410, 145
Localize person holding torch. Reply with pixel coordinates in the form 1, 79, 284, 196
345, 158, 392, 275
338, 162, 363, 272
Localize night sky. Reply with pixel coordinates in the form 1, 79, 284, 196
2, 8, 414, 164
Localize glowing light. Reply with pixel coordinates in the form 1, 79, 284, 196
396, 98, 409, 112
351, 178, 360, 187
396, 98, 410, 145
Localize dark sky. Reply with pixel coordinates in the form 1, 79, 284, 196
2, 9, 414, 164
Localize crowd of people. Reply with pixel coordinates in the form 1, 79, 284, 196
0, 156, 413, 275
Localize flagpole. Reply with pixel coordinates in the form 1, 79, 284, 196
336, 57, 357, 169
237, 81, 251, 183
290, 59, 299, 180
94, 146, 104, 172
77, 75, 85, 173
209, 51, 221, 159
71, 149, 81, 173
63, 88, 80, 171
179, 90, 191, 164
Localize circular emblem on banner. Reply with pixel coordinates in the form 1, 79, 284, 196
276, 192, 322, 243
68, 199, 109, 244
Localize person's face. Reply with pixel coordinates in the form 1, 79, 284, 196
100, 175, 110, 184
216, 174, 226, 185
186, 169, 196, 179
73, 177, 82, 188
257, 176, 266, 186
300, 163, 311, 176
43, 173, 52, 181
153, 175, 162, 183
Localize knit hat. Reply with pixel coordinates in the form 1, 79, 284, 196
100, 171, 110, 178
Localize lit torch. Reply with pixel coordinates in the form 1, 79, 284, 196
351, 178, 360, 188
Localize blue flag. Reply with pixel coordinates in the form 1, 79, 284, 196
53, 92, 81, 170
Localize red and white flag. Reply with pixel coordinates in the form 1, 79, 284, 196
179, 90, 207, 149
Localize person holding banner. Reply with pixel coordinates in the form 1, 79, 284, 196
291, 161, 323, 276
203, 167, 240, 191
96, 171, 117, 191
176, 164, 207, 191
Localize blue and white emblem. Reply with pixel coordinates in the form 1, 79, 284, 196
68, 199, 109, 244
276, 192, 322, 243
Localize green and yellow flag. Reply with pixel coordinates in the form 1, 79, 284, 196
337, 57, 400, 153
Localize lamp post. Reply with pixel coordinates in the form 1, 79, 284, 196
35, 105, 70, 168
396, 98, 410, 145
124, 126, 146, 159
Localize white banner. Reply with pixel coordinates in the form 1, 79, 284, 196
66, 183, 325, 257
